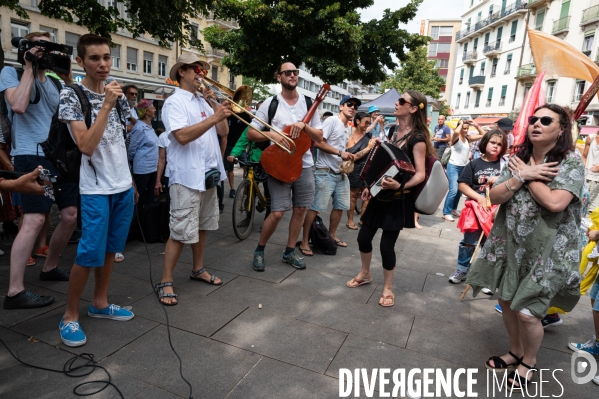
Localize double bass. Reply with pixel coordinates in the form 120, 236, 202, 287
260, 84, 331, 183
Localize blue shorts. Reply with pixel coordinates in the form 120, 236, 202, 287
310, 169, 350, 212
590, 278, 599, 311
75, 188, 134, 267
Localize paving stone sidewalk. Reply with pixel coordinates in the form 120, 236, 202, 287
0, 169, 597, 398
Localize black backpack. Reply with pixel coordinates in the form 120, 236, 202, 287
0, 68, 62, 149
39, 84, 91, 183
309, 215, 337, 255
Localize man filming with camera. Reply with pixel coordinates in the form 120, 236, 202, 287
0, 31, 78, 310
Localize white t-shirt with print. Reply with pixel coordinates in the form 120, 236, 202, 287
315, 116, 351, 173
58, 83, 132, 195
250, 94, 322, 169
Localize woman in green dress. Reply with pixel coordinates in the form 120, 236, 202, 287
466, 104, 584, 388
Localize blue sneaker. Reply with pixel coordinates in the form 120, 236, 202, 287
569, 336, 599, 356
282, 251, 306, 269
253, 250, 265, 272
87, 304, 134, 321
541, 313, 563, 329
495, 304, 502, 314
59, 318, 86, 347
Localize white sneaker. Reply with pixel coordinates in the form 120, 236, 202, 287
443, 214, 455, 222
449, 270, 467, 284
481, 287, 493, 295
593, 376, 599, 386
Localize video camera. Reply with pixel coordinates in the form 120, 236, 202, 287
12, 37, 73, 74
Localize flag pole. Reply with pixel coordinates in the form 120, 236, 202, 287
511, 8, 532, 111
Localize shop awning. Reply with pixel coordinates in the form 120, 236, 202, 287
580, 126, 599, 136
473, 117, 501, 125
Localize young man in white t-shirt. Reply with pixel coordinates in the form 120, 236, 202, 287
298, 95, 356, 255
247, 62, 323, 271
58, 34, 135, 347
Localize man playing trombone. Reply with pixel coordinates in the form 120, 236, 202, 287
155, 53, 231, 305
247, 61, 323, 271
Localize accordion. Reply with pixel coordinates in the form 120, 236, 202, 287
360, 141, 415, 200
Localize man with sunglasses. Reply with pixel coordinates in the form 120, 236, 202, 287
247, 62, 323, 271
298, 95, 357, 255
155, 53, 232, 305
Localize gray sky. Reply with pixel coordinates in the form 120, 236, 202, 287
360, 0, 465, 33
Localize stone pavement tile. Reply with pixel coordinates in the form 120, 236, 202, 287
131, 287, 248, 337
280, 268, 377, 303
212, 308, 347, 373
57, 366, 151, 399
297, 296, 414, 347
207, 275, 320, 318
406, 316, 509, 368
0, 277, 68, 328
206, 249, 295, 284
365, 285, 471, 325
422, 273, 478, 300
338, 262, 428, 294
409, 226, 442, 238
301, 251, 354, 274
101, 325, 260, 398
11, 304, 159, 360
132, 385, 183, 399
225, 357, 340, 399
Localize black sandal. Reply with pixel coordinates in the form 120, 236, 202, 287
190, 268, 223, 285
155, 282, 178, 306
485, 351, 522, 371
507, 361, 537, 389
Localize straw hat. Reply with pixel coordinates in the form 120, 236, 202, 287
169, 53, 211, 82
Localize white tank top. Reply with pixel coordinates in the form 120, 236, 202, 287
586, 134, 599, 182
449, 136, 470, 167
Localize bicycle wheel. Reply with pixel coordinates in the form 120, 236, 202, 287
232, 179, 255, 240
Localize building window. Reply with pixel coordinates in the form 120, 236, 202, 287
158, 55, 167, 77
509, 21, 518, 43
127, 47, 138, 72
439, 26, 453, 36
229, 72, 236, 90
143, 52, 153, 74
459, 69, 464, 84
39, 26, 57, 43
435, 59, 449, 68
211, 66, 218, 81
484, 33, 490, 48
111, 44, 121, 69
430, 26, 439, 40
496, 27, 503, 46
583, 33, 595, 56
65, 32, 80, 60
536, 9, 545, 31
473, 38, 478, 52
546, 80, 556, 102
504, 53, 512, 74
491, 58, 498, 77
480, 61, 486, 76
486, 87, 493, 107
462, 42, 468, 58
474, 90, 481, 108
11, 21, 29, 42
429, 42, 451, 56
575, 80, 585, 102
523, 83, 532, 100
456, 93, 461, 109
190, 24, 199, 45
465, 92, 471, 108
500, 85, 507, 106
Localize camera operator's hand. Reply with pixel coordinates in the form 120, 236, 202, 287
23, 47, 41, 70
104, 81, 123, 107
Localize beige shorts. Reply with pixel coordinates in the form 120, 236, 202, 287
169, 184, 219, 244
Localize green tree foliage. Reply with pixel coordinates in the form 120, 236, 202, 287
0, 0, 212, 48
242, 76, 272, 101
380, 46, 445, 99
438, 100, 452, 117
204, 0, 428, 84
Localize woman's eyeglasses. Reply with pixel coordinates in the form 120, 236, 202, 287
191, 66, 207, 75
528, 116, 555, 126
398, 98, 413, 107
279, 69, 300, 77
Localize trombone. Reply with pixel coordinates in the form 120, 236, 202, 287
197, 76, 297, 155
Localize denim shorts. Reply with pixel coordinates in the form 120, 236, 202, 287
310, 169, 350, 212
589, 278, 599, 311
75, 188, 134, 267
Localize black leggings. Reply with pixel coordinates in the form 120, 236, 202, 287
357, 223, 401, 270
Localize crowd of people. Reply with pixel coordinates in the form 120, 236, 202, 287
1, 31, 599, 390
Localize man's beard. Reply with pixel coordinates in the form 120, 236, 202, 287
281, 80, 297, 91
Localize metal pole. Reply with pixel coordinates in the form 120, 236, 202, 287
512, 9, 531, 111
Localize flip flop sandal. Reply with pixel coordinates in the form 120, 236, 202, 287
34, 245, 49, 258
190, 268, 223, 285
155, 282, 178, 306
335, 239, 347, 247
507, 361, 537, 388
379, 294, 395, 307
485, 351, 522, 371
298, 247, 313, 256
346, 276, 372, 288
27, 257, 36, 267
346, 223, 358, 230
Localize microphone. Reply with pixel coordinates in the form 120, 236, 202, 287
11, 37, 24, 48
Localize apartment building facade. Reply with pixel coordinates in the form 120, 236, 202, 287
424, 18, 462, 102
3, 2, 242, 121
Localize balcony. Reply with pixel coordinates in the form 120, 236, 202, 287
516, 63, 537, 81
552, 16, 570, 35
483, 41, 502, 57
527, 0, 552, 11
455, 0, 528, 42
462, 51, 478, 64
205, 45, 227, 58
581, 5, 599, 26
205, 12, 239, 29
469, 75, 486, 89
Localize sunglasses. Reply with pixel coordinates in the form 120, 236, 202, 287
398, 97, 413, 107
191, 66, 207, 75
528, 116, 555, 126
364, 121, 372, 125
345, 102, 359, 109
279, 69, 299, 77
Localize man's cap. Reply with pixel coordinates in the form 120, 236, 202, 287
169, 52, 211, 82
497, 117, 514, 130
368, 105, 380, 114
340, 95, 361, 107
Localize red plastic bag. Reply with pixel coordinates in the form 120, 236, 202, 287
457, 200, 497, 236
